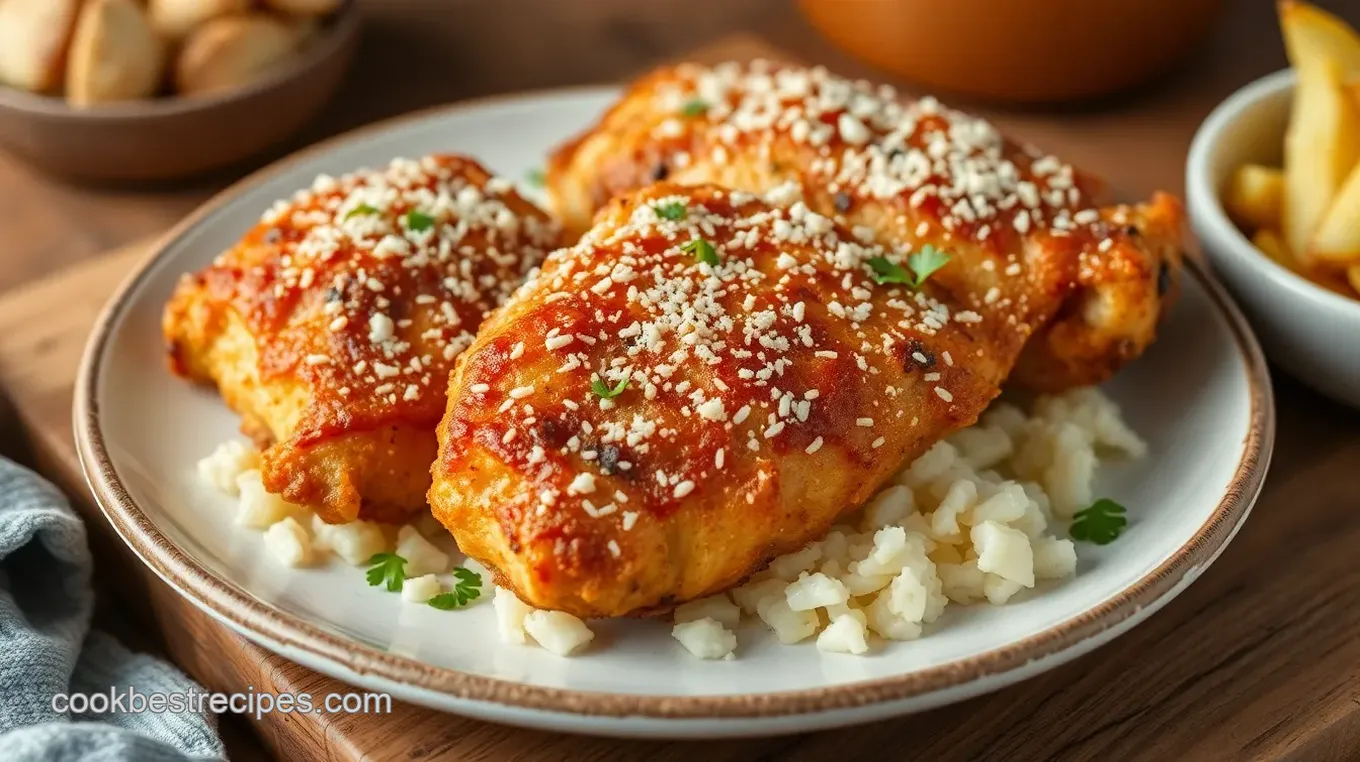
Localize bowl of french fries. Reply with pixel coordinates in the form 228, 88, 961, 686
0, 0, 358, 181
1187, 1, 1360, 408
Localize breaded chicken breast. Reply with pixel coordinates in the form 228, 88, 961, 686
165, 155, 561, 524
546, 61, 1185, 392
429, 182, 1152, 619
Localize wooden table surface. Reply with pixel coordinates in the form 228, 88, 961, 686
1, 1, 1359, 761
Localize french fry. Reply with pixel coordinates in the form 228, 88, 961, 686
1311, 266, 1357, 297
1224, 164, 1284, 232
1283, 59, 1360, 259
1252, 228, 1298, 272
1311, 155, 1360, 263
1241, 2, 1360, 302
1280, 0, 1360, 76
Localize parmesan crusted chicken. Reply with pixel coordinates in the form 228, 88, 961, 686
430, 181, 1134, 619
164, 155, 561, 524
547, 61, 1185, 392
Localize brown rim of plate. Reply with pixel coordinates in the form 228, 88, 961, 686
73, 88, 1275, 721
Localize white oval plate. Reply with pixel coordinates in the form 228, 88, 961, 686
76, 87, 1274, 738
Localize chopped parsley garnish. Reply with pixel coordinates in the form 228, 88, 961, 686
427, 568, 483, 610
1069, 498, 1128, 545
343, 203, 380, 221
867, 256, 912, 285
680, 98, 709, 117
365, 553, 407, 592
907, 245, 951, 285
591, 375, 629, 399
404, 209, 436, 232
525, 168, 546, 187
681, 238, 720, 266
653, 201, 687, 221
867, 245, 951, 288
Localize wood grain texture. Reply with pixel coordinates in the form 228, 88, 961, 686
0, 0, 1358, 758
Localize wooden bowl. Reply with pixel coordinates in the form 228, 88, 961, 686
0, 5, 360, 182
798, 0, 1224, 103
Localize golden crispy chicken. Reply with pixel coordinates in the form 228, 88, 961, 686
165, 155, 560, 524
547, 61, 1185, 392
430, 182, 1158, 618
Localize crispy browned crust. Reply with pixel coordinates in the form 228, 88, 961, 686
545, 61, 1185, 394
1012, 193, 1184, 391
431, 183, 1046, 618
164, 154, 561, 523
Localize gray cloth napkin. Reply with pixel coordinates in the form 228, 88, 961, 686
0, 457, 225, 761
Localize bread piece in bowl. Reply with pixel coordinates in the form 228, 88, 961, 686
0, 0, 82, 94
66, 0, 166, 106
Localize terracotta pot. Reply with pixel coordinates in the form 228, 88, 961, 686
799, 0, 1224, 103
0, 4, 360, 182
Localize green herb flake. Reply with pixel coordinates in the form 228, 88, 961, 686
404, 209, 436, 232
1069, 498, 1128, 545
364, 552, 407, 592
427, 568, 483, 610
681, 238, 720, 267
907, 244, 951, 286
591, 375, 630, 399
867, 256, 912, 285
680, 99, 709, 118
525, 168, 546, 187
343, 203, 380, 221
652, 201, 687, 221
867, 245, 952, 288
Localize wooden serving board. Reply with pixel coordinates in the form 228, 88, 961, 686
3, 35, 1360, 762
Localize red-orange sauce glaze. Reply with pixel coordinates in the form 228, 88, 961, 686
547, 60, 1185, 393
430, 182, 1028, 617
164, 154, 560, 522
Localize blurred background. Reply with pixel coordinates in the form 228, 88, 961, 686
0, 0, 1345, 293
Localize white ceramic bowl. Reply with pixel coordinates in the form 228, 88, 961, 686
1187, 68, 1360, 409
